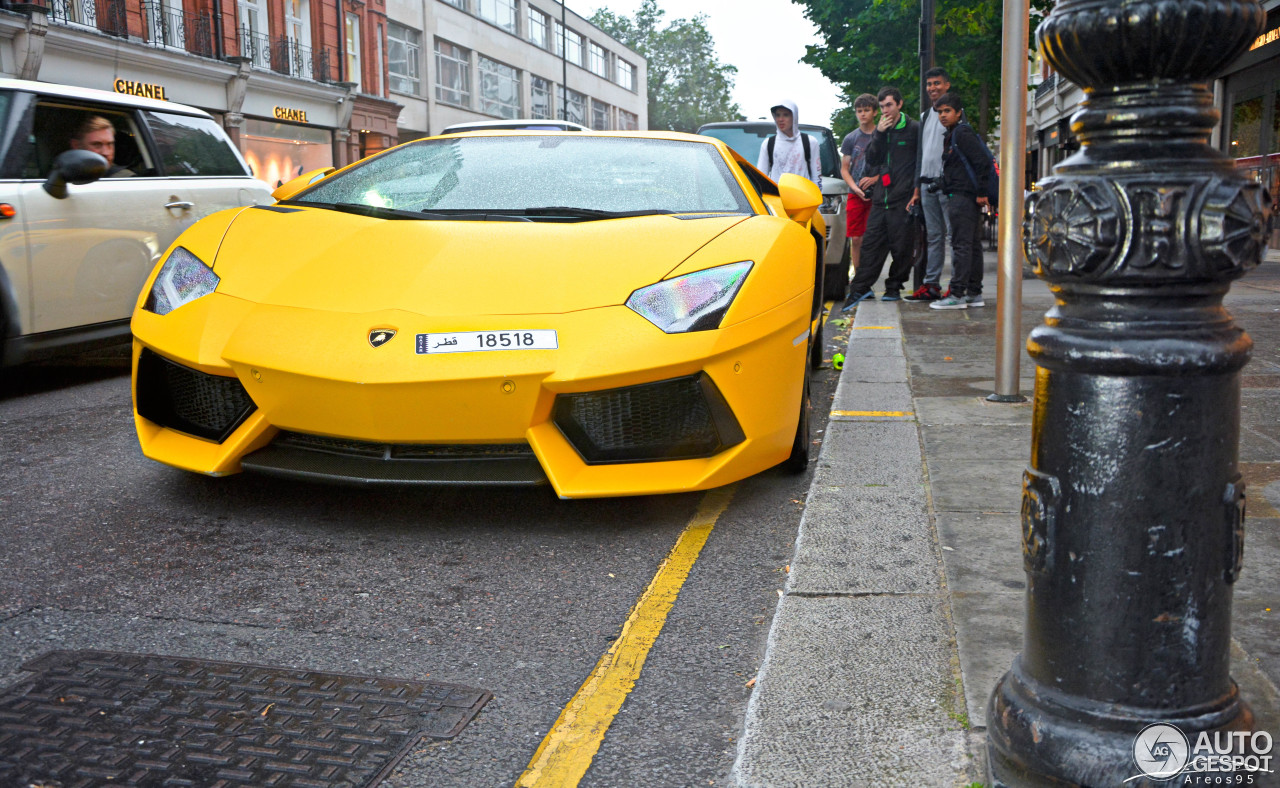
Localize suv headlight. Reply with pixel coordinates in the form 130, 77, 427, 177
144, 247, 219, 315
821, 194, 844, 214
626, 261, 752, 333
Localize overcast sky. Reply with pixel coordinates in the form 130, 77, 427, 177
583, 0, 846, 128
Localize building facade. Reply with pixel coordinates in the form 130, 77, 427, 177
384, 0, 646, 140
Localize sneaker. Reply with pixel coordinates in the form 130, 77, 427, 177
930, 294, 968, 310
965, 293, 985, 307
902, 285, 941, 302
880, 291, 900, 302
840, 290, 875, 313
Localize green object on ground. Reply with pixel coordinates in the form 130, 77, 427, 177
833, 353, 844, 370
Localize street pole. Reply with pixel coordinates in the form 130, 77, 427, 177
560, 0, 568, 122
987, 0, 1029, 403
919, 0, 934, 117
985, 0, 1269, 782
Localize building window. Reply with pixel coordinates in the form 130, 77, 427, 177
591, 99, 609, 130
617, 59, 635, 92
388, 23, 421, 94
238, 0, 271, 68
479, 56, 521, 118
531, 75, 552, 119
345, 13, 361, 90
440, 0, 466, 9
477, 0, 517, 34
435, 39, 471, 107
528, 7, 548, 48
589, 43, 608, 78
557, 86, 585, 125
618, 109, 639, 130
554, 21, 583, 66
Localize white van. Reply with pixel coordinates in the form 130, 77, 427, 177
0, 79, 272, 368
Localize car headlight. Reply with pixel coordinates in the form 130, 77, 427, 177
144, 247, 219, 316
821, 194, 843, 214
626, 261, 752, 333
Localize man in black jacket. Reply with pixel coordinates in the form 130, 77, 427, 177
840, 87, 922, 310
929, 92, 988, 310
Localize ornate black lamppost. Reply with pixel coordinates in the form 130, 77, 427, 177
986, 0, 1271, 782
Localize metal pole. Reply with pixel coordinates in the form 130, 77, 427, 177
560, 0, 568, 121
985, 0, 1269, 780
987, 0, 1028, 404
919, 0, 934, 117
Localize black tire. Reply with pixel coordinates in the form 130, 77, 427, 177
781, 373, 811, 473
809, 312, 824, 370
822, 242, 851, 302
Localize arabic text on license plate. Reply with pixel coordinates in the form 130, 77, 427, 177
416, 330, 558, 354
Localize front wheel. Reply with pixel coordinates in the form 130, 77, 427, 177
781, 373, 811, 473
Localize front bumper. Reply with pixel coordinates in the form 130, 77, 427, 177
131, 291, 811, 498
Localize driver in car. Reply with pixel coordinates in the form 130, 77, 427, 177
69, 115, 134, 177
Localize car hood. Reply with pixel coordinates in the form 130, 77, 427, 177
212, 207, 751, 315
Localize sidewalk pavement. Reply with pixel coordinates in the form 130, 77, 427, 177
731, 254, 1280, 787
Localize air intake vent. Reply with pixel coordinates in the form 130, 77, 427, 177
552, 372, 744, 464
136, 349, 255, 442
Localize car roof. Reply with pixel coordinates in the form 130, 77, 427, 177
440, 119, 590, 134
0, 78, 214, 118
697, 121, 834, 134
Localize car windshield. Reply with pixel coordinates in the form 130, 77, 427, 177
293, 135, 752, 217
699, 125, 840, 179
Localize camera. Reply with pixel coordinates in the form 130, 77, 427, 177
926, 182, 941, 194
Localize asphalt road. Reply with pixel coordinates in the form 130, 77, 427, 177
0, 310, 850, 787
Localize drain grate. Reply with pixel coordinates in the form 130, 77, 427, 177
0, 650, 492, 788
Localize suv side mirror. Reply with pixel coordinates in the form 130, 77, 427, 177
272, 167, 337, 202
777, 173, 822, 223
43, 150, 109, 199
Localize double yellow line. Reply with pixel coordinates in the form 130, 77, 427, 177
515, 486, 736, 786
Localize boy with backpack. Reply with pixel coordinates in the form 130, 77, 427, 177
930, 92, 993, 310
756, 100, 822, 188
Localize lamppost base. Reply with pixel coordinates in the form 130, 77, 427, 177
986, 661, 1254, 787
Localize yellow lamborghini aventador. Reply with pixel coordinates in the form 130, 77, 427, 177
129, 131, 827, 498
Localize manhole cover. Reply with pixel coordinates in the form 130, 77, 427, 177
0, 650, 492, 787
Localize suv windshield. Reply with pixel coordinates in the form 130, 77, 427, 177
698, 124, 840, 179
294, 136, 752, 216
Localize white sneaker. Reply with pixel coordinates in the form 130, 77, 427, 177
966, 294, 985, 308
930, 294, 968, 310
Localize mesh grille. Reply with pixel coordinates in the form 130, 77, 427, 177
273, 432, 535, 461
553, 373, 742, 464
136, 349, 255, 442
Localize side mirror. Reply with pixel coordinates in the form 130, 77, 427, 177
43, 150, 109, 199
777, 173, 822, 223
272, 167, 336, 202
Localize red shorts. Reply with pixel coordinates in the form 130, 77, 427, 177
846, 194, 871, 237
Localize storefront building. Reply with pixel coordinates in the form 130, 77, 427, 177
1219, 0, 1280, 240
384, 0, 646, 141
0, 0, 402, 186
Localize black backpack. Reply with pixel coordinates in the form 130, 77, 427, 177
952, 123, 1000, 208
766, 133, 812, 171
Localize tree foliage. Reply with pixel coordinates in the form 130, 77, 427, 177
793, 0, 1051, 139
591, 0, 740, 132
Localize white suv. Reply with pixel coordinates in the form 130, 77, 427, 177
697, 121, 851, 301
0, 79, 271, 368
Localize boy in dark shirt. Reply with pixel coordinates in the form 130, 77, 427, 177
840, 86, 922, 310
929, 92, 989, 310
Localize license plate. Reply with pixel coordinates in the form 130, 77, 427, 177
415, 330, 558, 354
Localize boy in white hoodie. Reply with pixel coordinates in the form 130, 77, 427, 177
756, 100, 822, 188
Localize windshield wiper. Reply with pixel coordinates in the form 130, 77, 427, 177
517, 206, 674, 220
283, 201, 452, 221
